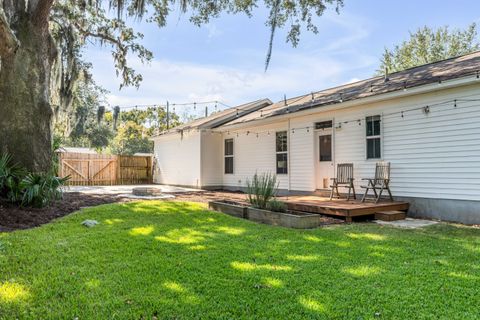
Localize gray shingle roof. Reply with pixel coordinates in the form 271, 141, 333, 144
224, 51, 480, 126
155, 98, 272, 136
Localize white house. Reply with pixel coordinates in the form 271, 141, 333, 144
153, 52, 480, 224
152, 99, 272, 188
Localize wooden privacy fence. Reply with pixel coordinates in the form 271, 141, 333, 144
58, 152, 153, 186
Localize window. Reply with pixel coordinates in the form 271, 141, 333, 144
366, 115, 381, 159
319, 135, 332, 161
224, 139, 234, 174
276, 131, 288, 174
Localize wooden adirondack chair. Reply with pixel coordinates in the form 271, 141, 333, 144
361, 162, 393, 203
330, 163, 356, 200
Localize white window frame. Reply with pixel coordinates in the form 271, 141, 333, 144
224, 138, 234, 174
365, 115, 382, 160
276, 131, 288, 175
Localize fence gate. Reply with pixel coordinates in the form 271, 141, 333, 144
58, 152, 152, 186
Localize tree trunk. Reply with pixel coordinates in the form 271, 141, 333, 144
0, 10, 56, 172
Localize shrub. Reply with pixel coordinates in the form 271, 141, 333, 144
0, 154, 25, 201
267, 199, 287, 212
0, 153, 69, 208
20, 173, 69, 208
246, 172, 278, 209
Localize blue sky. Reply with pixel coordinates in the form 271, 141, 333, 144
86, 0, 480, 117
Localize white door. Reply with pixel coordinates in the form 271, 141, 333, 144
315, 127, 334, 189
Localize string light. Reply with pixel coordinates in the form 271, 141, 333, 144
199, 97, 477, 138
207, 99, 480, 136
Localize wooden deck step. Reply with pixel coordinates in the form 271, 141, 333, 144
375, 210, 406, 221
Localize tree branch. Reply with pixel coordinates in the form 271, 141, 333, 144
0, 6, 18, 56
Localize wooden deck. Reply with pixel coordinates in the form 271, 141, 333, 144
284, 196, 409, 222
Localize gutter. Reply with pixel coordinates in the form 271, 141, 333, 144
215, 75, 480, 131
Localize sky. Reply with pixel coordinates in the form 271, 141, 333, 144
85, 0, 480, 117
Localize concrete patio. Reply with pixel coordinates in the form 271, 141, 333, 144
64, 184, 202, 195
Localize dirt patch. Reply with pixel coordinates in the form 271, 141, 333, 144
0, 190, 341, 232
171, 191, 250, 205
0, 193, 132, 232
0, 191, 250, 232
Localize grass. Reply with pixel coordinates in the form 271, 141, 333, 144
0, 201, 479, 319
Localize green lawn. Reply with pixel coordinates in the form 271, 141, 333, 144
0, 201, 479, 319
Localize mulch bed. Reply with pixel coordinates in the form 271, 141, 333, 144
0, 193, 132, 232
0, 191, 250, 232
0, 190, 343, 232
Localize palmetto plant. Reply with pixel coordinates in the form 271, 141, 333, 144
0, 154, 26, 200
246, 172, 279, 209
0, 153, 69, 207
20, 173, 70, 208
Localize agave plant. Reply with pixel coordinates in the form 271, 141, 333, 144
246, 172, 279, 209
20, 173, 69, 208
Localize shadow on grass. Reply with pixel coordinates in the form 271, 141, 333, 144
0, 201, 479, 319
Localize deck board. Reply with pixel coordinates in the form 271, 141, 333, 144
285, 196, 409, 219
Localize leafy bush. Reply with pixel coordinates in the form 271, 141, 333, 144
0, 154, 25, 201
20, 173, 69, 208
246, 173, 278, 209
267, 199, 287, 212
0, 153, 69, 208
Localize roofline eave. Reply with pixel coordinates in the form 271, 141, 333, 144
215, 74, 480, 131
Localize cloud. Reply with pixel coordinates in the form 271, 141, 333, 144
90, 48, 375, 110
86, 10, 377, 111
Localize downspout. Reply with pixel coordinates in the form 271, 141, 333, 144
199, 130, 203, 189
288, 118, 291, 193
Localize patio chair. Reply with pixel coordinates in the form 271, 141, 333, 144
330, 163, 356, 201
361, 162, 393, 203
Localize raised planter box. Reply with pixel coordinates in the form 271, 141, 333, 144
209, 201, 333, 229
208, 201, 248, 219
247, 207, 322, 229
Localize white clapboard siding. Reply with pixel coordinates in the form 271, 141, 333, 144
153, 131, 201, 187
221, 122, 289, 189
289, 119, 315, 191
220, 82, 480, 202
201, 132, 223, 187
